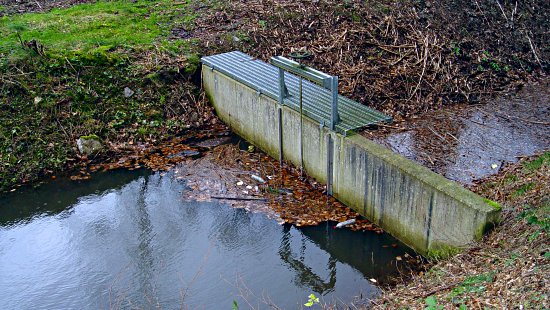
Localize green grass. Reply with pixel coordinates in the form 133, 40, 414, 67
513, 182, 535, 197
0, 0, 202, 192
448, 272, 495, 298
519, 203, 550, 242
0, 0, 195, 59
523, 151, 550, 172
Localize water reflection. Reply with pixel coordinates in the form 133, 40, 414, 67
377, 81, 550, 184
0, 169, 411, 309
279, 225, 338, 294
0, 169, 150, 226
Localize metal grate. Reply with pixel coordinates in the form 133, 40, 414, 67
201, 51, 392, 135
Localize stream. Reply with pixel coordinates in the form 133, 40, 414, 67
0, 167, 413, 309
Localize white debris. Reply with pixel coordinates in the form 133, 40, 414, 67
335, 219, 356, 228
251, 175, 266, 183
123, 87, 135, 98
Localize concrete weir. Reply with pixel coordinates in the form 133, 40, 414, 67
202, 52, 500, 257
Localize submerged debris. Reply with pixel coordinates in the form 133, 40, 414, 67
208, 143, 384, 232
335, 219, 357, 228
251, 174, 266, 183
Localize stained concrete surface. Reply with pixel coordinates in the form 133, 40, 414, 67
202, 64, 500, 256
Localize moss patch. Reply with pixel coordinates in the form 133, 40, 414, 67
484, 198, 502, 211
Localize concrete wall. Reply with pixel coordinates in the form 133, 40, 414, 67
203, 65, 500, 256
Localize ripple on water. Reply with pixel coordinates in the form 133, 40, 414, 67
0, 167, 413, 309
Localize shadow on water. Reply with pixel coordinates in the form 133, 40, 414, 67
0, 169, 150, 227
0, 168, 413, 309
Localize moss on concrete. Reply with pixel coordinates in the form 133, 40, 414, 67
484, 198, 503, 211
425, 245, 462, 260
347, 134, 497, 214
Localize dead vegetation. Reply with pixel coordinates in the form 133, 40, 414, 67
0, 0, 94, 16
190, 0, 548, 119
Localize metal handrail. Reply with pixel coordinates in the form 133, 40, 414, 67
270, 56, 340, 130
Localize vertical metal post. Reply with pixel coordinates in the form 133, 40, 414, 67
278, 68, 285, 165
278, 107, 283, 165
299, 77, 303, 176
278, 68, 285, 105
326, 134, 334, 195
329, 77, 338, 195
330, 76, 339, 131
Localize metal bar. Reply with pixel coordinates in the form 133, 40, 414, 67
270, 56, 332, 88
277, 68, 285, 166
299, 77, 303, 175
278, 107, 283, 165
278, 68, 286, 105
326, 134, 334, 195
331, 76, 340, 131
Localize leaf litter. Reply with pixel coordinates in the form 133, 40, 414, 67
78, 126, 384, 233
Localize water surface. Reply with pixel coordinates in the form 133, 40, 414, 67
0, 169, 411, 309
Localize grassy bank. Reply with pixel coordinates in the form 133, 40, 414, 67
0, 1, 213, 191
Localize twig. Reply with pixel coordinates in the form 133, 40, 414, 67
494, 111, 550, 125
409, 35, 429, 100
525, 34, 543, 69
511, 1, 518, 26
64, 57, 77, 73
426, 126, 447, 142
446, 132, 459, 142
474, 0, 491, 25
375, 122, 405, 130
210, 195, 267, 201
495, 0, 508, 21
415, 281, 461, 298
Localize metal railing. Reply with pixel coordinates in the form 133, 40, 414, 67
270, 56, 340, 130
